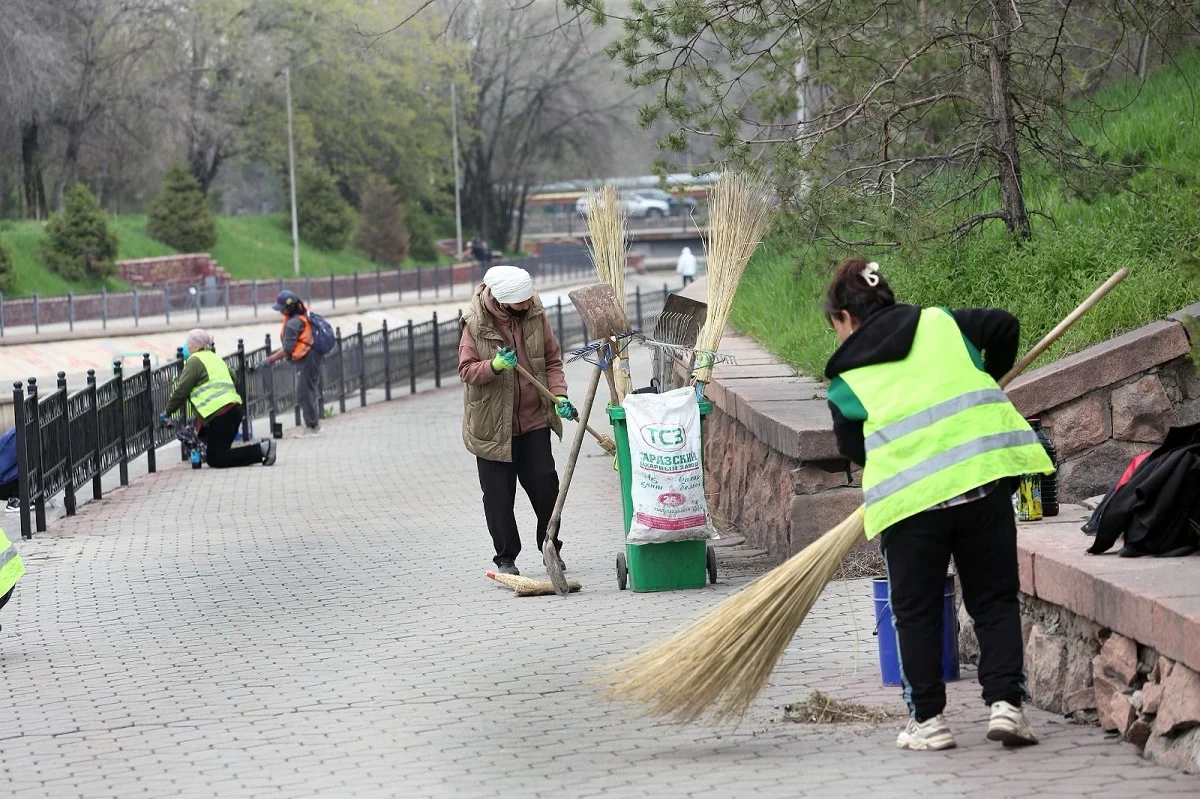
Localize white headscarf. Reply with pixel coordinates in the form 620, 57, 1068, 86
185, 328, 214, 354
484, 265, 534, 303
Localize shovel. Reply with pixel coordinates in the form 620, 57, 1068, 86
569, 283, 634, 407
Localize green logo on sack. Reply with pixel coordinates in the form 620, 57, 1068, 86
640, 423, 686, 452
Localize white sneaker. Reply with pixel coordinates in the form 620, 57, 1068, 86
4, 498, 20, 514
896, 715, 957, 751
987, 700, 1038, 746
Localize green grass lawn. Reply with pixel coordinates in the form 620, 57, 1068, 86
0, 213, 448, 297
733, 50, 1200, 378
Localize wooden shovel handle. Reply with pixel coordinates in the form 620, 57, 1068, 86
545, 362, 605, 544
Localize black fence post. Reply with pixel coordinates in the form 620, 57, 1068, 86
375, 269, 382, 303
432, 311, 441, 388
396, 267, 403, 301
448, 264, 453, 298
33, 292, 40, 334
237, 339, 250, 441
264, 333, 280, 438
636, 285, 643, 330
133, 285, 140, 327
224, 282, 231, 320
417, 267, 422, 299
407, 319, 417, 394
330, 273, 337, 309
556, 297, 565, 346
357, 323, 367, 407
354, 271, 360, 306
163, 287, 171, 324
27, 378, 45, 533
194, 284, 202, 322
435, 266, 440, 299
58, 371, 78, 517
143, 354, 156, 475
336, 326, 346, 414
12, 381, 30, 538
382, 319, 392, 401
305, 276, 312, 305
67, 291, 75, 331
100, 286, 108, 329
252, 279, 259, 316
87, 370, 101, 501
113, 361, 129, 486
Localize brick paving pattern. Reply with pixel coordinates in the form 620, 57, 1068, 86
1, 352, 1196, 798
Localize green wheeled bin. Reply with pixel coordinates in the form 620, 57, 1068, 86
606, 401, 718, 593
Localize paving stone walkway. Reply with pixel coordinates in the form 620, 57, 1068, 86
1, 352, 1196, 798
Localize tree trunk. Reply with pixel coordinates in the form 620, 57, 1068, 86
513, 183, 529, 254
21, 118, 48, 220
987, 0, 1030, 240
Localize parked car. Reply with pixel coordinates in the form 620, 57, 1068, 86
634, 187, 699, 216
575, 190, 671, 219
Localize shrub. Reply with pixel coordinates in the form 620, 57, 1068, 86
286, 168, 353, 251
353, 176, 410, 265
40, 184, 119, 280
406, 206, 440, 263
0, 236, 15, 293
146, 163, 218, 252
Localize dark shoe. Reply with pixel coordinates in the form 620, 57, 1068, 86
261, 439, 277, 466
496, 560, 520, 576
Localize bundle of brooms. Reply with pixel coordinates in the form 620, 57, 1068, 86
584, 184, 633, 401
604, 268, 1130, 726
691, 172, 774, 397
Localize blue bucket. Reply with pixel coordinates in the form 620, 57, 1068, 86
872, 575, 960, 687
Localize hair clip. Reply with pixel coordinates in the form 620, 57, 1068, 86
861, 262, 881, 287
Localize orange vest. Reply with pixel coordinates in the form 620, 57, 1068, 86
283, 314, 314, 359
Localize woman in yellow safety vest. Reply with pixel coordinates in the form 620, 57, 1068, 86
164, 329, 277, 469
0, 525, 24, 631
823, 259, 1053, 752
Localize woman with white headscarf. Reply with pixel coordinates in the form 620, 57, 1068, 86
164, 328, 277, 469
676, 246, 698, 285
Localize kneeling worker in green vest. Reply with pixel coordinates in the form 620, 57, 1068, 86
163, 329, 277, 468
0, 525, 25, 632
823, 259, 1053, 752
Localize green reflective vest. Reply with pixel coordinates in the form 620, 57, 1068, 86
0, 527, 25, 597
835, 307, 1054, 538
189, 350, 243, 419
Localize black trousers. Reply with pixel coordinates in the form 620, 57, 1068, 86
880, 486, 1025, 721
204, 407, 263, 469
477, 428, 560, 565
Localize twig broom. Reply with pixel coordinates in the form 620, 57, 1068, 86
585, 184, 632, 401
604, 268, 1130, 725
692, 172, 774, 398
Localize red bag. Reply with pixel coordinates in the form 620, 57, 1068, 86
1115, 451, 1151, 491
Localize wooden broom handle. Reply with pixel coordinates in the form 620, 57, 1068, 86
997, 268, 1129, 389
513, 362, 613, 450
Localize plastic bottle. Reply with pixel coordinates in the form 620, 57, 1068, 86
190, 448, 202, 469
1027, 418, 1059, 517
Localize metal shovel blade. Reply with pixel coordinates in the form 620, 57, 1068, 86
569, 283, 632, 343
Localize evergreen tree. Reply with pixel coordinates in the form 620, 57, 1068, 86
353, 176, 410, 265
405, 207, 440, 263
286, 168, 353, 251
0, 236, 15, 293
146, 163, 218, 252
40, 184, 119, 280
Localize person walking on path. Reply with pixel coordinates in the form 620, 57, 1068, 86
458, 265, 575, 576
164, 329, 277, 468
265, 290, 324, 435
675, 246, 698, 286
0, 524, 25, 632
822, 258, 1052, 752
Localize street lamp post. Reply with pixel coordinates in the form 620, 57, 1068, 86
284, 66, 301, 278
451, 82, 464, 259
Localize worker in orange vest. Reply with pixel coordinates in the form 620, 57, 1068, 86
264, 290, 324, 435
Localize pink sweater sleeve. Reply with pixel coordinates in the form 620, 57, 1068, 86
458, 324, 499, 385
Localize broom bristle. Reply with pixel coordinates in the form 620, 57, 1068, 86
585, 184, 632, 399
603, 509, 864, 725
694, 172, 774, 386
485, 571, 582, 597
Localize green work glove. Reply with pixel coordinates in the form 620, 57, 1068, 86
555, 396, 576, 421
491, 347, 517, 373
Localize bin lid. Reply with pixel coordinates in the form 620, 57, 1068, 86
606, 400, 712, 420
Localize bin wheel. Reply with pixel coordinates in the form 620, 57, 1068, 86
707, 545, 718, 585
616, 553, 628, 591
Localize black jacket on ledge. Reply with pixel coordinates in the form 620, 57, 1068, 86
1086, 422, 1200, 557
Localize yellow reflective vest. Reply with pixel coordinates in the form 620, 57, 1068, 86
0, 527, 25, 597
835, 308, 1054, 538
188, 350, 243, 419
